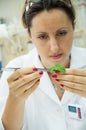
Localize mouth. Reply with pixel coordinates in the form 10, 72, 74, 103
49, 53, 63, 60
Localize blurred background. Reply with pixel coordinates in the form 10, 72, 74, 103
0, 0, 86, 71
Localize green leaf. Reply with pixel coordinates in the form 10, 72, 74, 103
50, 64, 66, 72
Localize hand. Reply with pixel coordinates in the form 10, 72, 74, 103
7, 67, 43, 101
54, 68, 86, 97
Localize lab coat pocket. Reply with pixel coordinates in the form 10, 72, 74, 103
66, 103, 86, 130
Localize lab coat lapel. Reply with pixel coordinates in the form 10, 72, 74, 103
61, 91, 77, 105
38, 72, 61, 105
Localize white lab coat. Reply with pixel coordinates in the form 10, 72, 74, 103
0, 45, 86, 130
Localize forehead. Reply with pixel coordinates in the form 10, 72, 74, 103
31, 9, 72, 31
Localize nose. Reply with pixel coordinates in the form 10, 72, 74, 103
49, 38, 59, 52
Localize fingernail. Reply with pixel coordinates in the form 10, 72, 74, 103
39, 71, 43, 75
55, 79, 59, 82
33, 67, 38, 71
60, 84, 64, 88
51, 74, 57, 78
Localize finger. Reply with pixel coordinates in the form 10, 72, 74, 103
7, 67, 37, 82
13, 78, 40, 96
58, 75, 86, 84
63, 85, 86, 97
21, 80, 40, 99
64, 68, 86, 76
59, 81, 86, 91
9, 70, 43, 89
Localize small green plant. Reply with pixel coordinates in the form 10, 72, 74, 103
50, 64, 66, 72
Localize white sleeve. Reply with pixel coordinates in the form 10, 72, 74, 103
0, 120, 4, 130
0, 70, 10, 130
0, 97, 7, 130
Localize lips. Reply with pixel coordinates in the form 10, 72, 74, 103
49, 53, 62, 60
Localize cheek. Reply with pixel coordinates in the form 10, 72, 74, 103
61, 36, 73, 54
34, 43, 48, 56
38, 48, 48, 57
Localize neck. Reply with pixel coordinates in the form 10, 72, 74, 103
65, 55, 71, 68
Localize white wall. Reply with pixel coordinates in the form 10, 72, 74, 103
0, 0, 24, 22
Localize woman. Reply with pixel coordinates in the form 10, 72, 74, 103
0, 0, 86, 130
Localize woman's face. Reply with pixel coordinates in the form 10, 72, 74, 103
29, 9, 74, 68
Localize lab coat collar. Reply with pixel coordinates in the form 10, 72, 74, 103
23, 46, 86, 105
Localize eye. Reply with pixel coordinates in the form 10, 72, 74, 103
37, 34, 48, 40
56, 31, 67, 36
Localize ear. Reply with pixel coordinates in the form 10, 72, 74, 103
26, 28, 32, 41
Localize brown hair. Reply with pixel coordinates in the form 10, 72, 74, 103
22, 0, 76, 32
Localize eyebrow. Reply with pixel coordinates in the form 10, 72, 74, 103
35, 27, 69, 34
